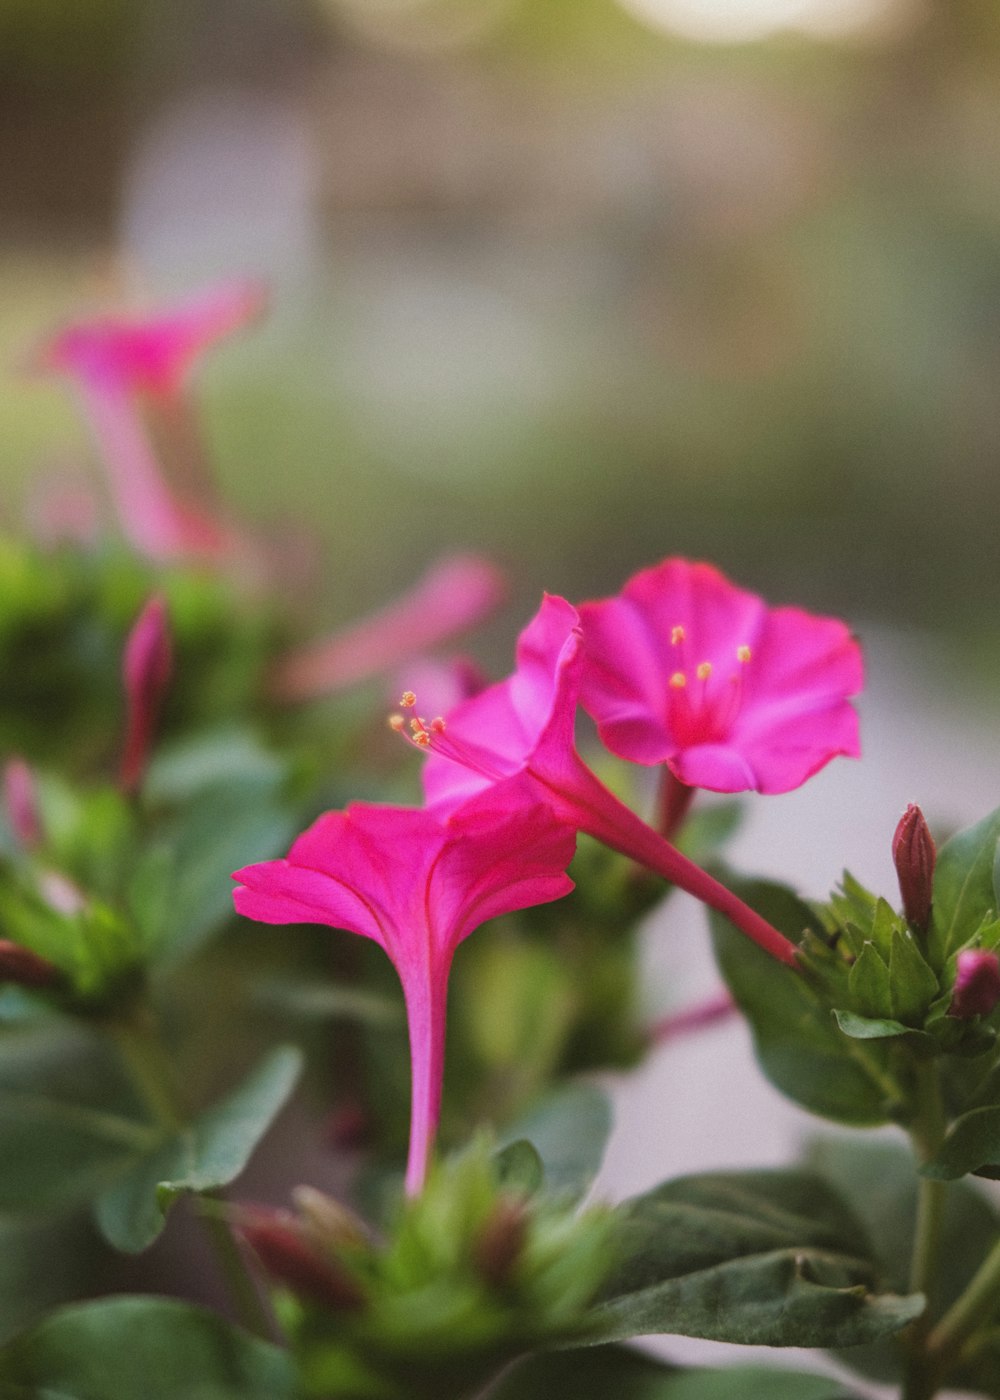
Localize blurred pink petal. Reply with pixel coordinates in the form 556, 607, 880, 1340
578, 558, 863, 795
3, 758, 42, 850
120, 595, 173, 793
234, 786, 575, 1195
34, 282, 263, 562
950, 949, 1000, 1020
273, 554, 506, 702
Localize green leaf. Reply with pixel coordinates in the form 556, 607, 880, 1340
832, 1010, 913, 1040
921, 1105, 1000, 1180
0, 1296, 294, 1399
0, 1023, 152, 1212
887, 927, 938, 1023
496, 1083, 611, 1202
587, 1169, 923, 1348
847, 943, 892, 1020
931, 806, 1000, 962
95, 1045, 302, 1251
711, 882, 898, 1125
494, 1138, 545, 1196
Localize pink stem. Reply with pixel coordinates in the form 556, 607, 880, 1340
400, 955, 451, 1196
648, 990, 737, 1045
78, 382, 188, 558
658, 768, 695, 840
543, 755, 800, 967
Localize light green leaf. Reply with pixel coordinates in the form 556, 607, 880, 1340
848, 943, 892, 1020
931, 807, 1000, 963
921, 1106, 1000, 1181
887, 927, 938, 1023
95, 1046, 302, 1252
832, 1010, 913, 1040
0, 1296, 294, 1399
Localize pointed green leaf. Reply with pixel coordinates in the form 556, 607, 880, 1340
888, 927, 938, 1024
712, 883, 898, 1125
0, 1296, 294, 1399
587, 1169, 923, 1348
848, 943, 892, 1020
921, 1106, 1000, 1181
832, 1010, 913, 1040
931, 807, 1000, 962
95, 1045, 302, 1251
494, 1138, 545, 1196
496, 1083, 611, 1202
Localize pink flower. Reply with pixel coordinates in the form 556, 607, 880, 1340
578, 559, 862, 796
271, 554, 506, 703
3, 758, 42, 850
233, 788, 575, 1195
35, 282, 263, 561
950, 950, 1000, 1020
120, 595, 173, 793
402, 595, 798, 966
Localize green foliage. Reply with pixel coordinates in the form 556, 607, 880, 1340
0, 1296, 295, 1399
586, 1169, 923, 1348
711, 881, 901, 1125
496, 1082, 612, 1203
94, 1045, 302, 1252
930, 804, 1000, 965
921, 1105, 1000, 1181
283, 1140, 617, 1400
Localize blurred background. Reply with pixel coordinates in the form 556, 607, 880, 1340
4, 0, 1000, 642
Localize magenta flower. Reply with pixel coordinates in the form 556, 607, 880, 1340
120, 595, 173, 793
3, 758, 42, 850
950, 950, 1000, 1020
404, 595, 798, 966
233, 789, 575, 1195
272, 554, 506, 703
36, 282, 263, 560
578, 559, 862, 799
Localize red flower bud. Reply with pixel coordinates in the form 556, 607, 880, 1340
473, 1197, 529, 1289
892, 804, 936, 931
3, 758, 41, 849
237, 1208, 366, 1313
949, 949, 1000, 1019
120, 595, 173, 793
0, 939, 61, 990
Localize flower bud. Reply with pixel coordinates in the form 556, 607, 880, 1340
473, 1197, 529, 1289
120, 595, 173, 793
237, 1207, 366, 1313
291, 1185, 367, 1252
3, 757, 41, 850
0, 939, 61, 990
892, 804, 936, 931
949, 949, 1000, 1019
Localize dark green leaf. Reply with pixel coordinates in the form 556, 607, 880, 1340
95, 1045, 302, 1251
496, 1083, 611, 1202
931, 807, 1000, 963
711, 883, 898, 1125
847, 943, 892, 1019
0, 1296, 294, 1399
888, 927, 938, 1023
587, 1169, 923, 1348
0, 1023, 151, 1212
922, 1105, 1000, 1180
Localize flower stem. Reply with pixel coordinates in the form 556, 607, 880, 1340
197, 1199, 277, 1342
657, 770, 695, 841
925, 1234, 1000, 1377
901, 1058, 948, 1400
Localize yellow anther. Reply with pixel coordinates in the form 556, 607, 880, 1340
669, 671, 687, 688
737, 645, 752, 664
412, 730, 431, 747
409, 717, 426, 735
430, 717, 446, 734
400, 691, 417, 708
671, 625, 686, 646
696, 661, 713, 681
389, 714, 405, 732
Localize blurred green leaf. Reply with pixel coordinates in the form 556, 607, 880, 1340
94, 1045, 302, 1252
0, 1296, 294, 1398
832, 1010, 912, 1040
921, 1105, 1000, 1181
493, 1139, 545, 1196
496, 1083, 611, 1202
711, 882, 898, 1125
587, 1169, 923, 1348
488, 1344, 683, 1396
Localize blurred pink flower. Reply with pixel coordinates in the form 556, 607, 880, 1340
272, 554, 506, 703
578, 558, 862, 796
233, 787, 575, 1195
120, 595, 173, 793
403, 595, 797, 966
3, 757, 42, 850
36, 282, 263, 561
950, 949, 1000, 1020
